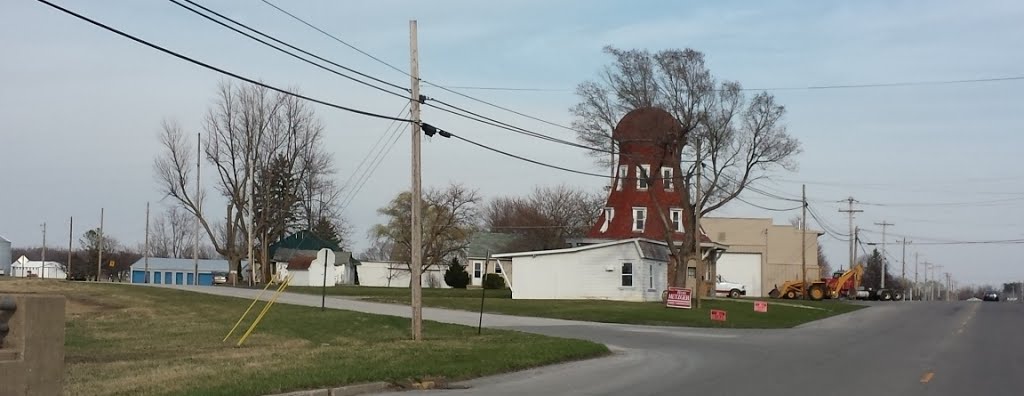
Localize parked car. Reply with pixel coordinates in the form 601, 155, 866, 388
715, 275, 747, 298
982, 291, 1000, 301
212, 272, 228, 285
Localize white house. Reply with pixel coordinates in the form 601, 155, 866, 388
493, 238, 677, 302
357, 261, 448, 288
9, 255, 67, 279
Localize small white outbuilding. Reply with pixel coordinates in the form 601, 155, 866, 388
9, 255, 67, 280
493, 238, 674, 302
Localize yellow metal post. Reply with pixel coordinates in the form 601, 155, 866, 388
223, 278, 278, 342
236, 275, 293, 347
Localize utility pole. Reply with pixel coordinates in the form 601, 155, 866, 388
247, 136, 255, 287
801, 184, 807, 299
145, 202, 150, 283
913, 252, 919, 301
98, 208, 104, 282
408, 19, 424, 341
694, 149, 703, 306
194, 132, 201, 285
897, 238, 910, 301
839, 197, 863, 271
945, 272, 951, 301
67, 216, 73, 280
874, 221, 894, 289
41, 222, 46, 279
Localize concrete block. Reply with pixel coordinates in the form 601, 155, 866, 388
330, 382, 393, 396
0, 294, 66, 396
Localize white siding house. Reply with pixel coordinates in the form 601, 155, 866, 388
0, 235, 11, 276
9, 255, 67, 279
357, 261, 448, 288
493, 238, 671, 302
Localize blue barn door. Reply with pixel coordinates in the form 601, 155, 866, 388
175, 272, 184, 285
154, 272, 162, 284
187, 273, 195, 285
132, 270, 145, 284
198, 273, 213, 286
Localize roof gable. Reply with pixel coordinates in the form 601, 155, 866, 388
465, 232, 519, 258
269, 230, 341, 258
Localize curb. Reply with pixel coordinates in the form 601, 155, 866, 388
264, 382, 394, 396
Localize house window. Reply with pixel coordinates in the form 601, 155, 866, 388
621, 262, 633, 287
616, 165, 627, 191
632, 207, 646, 232
495, 263, 503, 274
473, 262, 482, 279
662, 167, 673, 190
649, 264, 654, 289
637, 165, 651, 190
670, 209, 684, 232
687, 267, 696, 278
600, 207, 614, 233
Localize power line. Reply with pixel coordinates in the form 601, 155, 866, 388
733, 197, 803, 212
259, 0, 577, 132
340, 108, 411, 210
171, 0, 408, 98
259, 0, 408, 77
338, 104, 410, 208
443, 133, 611, 178
35, 0, 413, 123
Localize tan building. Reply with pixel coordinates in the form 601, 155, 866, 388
701, 217, 822, 297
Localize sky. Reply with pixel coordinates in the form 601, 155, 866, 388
2, 0, 1022, 287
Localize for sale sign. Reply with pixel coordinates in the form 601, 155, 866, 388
666, 287, 692, 309
710, 309, 727, 322
754, 300, 768, 313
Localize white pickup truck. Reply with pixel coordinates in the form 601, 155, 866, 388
715, 275, 747, 298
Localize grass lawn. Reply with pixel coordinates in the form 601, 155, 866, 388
362, 293, 864, 328
288, 285, 512, 299
0, 279, 607, 396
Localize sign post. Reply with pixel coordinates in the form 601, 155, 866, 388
754, 300, 768, 313
317, 248, 335, 311
666, 287, 692, 309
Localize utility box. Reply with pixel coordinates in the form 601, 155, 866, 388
0, 294, 66, 396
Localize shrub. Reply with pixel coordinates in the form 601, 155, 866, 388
443, 258, 471, 288
483, 273, 506, 289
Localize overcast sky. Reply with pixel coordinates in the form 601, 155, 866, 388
2, 0, 1022, 286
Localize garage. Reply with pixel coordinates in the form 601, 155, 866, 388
717, 253, 763, 297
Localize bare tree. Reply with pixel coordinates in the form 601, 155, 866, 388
154, 80, 342, 280
484, 184, 603, 251
371, 183, 481, 276
573, 46, 801, 300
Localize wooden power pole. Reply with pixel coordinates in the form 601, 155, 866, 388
67, 216, 73, 280
409, 19, 424, 341
98, 208, 104, 282
145, 202, 150, 283
801, 184, 807, 299
839, 197, 862, 271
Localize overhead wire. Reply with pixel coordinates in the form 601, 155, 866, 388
338, 103, 410, 208
34, 0, 413, 123
170, 0, 409, 98
340, 108, 412, 210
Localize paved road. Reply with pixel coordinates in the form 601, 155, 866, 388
157, 285, 1024, 396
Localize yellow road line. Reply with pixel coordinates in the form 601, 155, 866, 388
921, 372, 935, 383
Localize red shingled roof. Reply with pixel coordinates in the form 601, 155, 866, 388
287, 255, 316, 270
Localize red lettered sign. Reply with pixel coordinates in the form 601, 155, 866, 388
754, 300, 768, 313
666, 287, 692, 309
710, 309, 727, 322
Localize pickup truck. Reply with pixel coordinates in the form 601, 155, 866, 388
715, 275, 747, 298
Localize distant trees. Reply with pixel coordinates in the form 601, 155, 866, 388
146, 205, 217, 259
860, 249, 900, 291
572, 46, 801, 295
482, 185, 603, 252
371, 183, 480, 274
154, 81, 347, 281
818, 245, 832, 278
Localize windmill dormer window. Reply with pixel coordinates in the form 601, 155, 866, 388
632, 207, 646, 232
637, 165, 651, 190
617, 165, 627, 191
662, 167, 673, 190
670, 208, 684, 232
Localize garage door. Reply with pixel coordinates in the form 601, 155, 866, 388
717, 253, 762, 297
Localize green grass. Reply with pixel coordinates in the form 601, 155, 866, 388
288, 285, 512, 299
362, 295, 864, 328
0, 279, 606, 396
